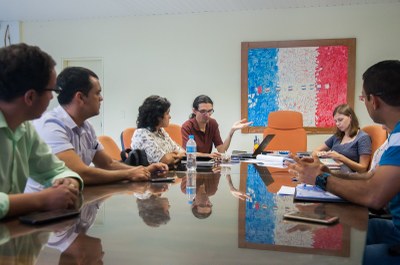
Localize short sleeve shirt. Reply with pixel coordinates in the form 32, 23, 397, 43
181, 118, 223, 153
131, 128, 183, 163
32, 106, 103, 166
325, 130, 372, 163
380, 121, 400, 229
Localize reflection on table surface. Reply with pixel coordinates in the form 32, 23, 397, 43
0, 162, 368, 265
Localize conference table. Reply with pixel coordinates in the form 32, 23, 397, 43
0, 162, 368, 265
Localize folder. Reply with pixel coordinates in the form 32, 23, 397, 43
294, 184, 346, 203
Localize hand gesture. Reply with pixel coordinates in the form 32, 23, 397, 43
231, 119, 253, 131
229, 190, 251, 201
287, 154, 327, 185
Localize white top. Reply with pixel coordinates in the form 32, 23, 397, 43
131, 128, 182, 163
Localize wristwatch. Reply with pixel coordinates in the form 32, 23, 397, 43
315, 172, 330, 191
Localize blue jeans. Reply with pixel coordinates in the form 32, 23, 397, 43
363, 218, 400, 265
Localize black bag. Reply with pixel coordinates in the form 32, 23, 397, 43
120, 148, 149, 166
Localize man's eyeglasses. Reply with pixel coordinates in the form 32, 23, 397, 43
43, 86, 62, 94
197, 109, 214, 115
359, 92, 383, 102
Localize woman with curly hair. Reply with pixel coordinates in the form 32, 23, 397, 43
131, 95, 185, 166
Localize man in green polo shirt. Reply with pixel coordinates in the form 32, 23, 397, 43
0, 43, 83, 220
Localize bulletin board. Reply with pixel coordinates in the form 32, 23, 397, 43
241, 38, 356, 134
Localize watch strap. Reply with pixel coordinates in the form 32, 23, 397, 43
315, 172, 330, 191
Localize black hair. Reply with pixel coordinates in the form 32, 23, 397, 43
0, 43, 56, 102
57, 67, 99, 105
363, 60, 400, 107
189, 95, 213, 119
137, 95, 171, 131
137, 195, 170, 227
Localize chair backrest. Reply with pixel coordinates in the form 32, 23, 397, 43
164, 123, 182, 146
120, 127, 136, 150
362, 125, 387, 160
98, 135, 121, 161
263, 110, 307, 154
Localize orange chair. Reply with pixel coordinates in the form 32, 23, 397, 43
164, 123, 183, 146
98, 135, 121, 161
362, 125, 387, 165
120, 127, 136, 150
263, 110, 307, 154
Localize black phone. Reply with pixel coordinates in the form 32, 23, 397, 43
150, 176, 175, 182
19, 209, 80, 225
283, 211, 339, 225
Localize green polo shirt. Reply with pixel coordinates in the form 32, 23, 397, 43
0, 111, 82, 219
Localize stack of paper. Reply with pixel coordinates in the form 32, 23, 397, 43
256, 154, 294, 165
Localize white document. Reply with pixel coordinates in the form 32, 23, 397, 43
277, 185, 296, 195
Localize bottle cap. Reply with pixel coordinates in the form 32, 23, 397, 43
189, 135, 194, 139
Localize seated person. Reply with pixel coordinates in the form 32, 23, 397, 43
26, 67, 167, 191
288, 60, 400, 264
131, 95, 185, 166
0, 43, 82, 220
313, 104, 371, 173
181, 95, 252, 158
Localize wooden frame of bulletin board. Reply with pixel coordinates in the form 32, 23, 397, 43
241, 38, 356, 134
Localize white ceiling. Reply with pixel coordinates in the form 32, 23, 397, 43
0, 0, 399, 21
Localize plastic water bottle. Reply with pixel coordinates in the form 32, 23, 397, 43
186, 135, 197, 171
186, 170, 196, 205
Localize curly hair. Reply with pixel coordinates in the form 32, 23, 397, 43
137, 95, 170, 131
333, 104, 359, 139
363, 60, 400, 107
57, 67, 98, 105
137, 195, 170, 227
189, 95, 213, 119
0, 43, 56, 102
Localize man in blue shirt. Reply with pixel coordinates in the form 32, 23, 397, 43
288, 60, 400, 264
0, 43, 82, 220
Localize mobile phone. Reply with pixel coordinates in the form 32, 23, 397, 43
283, 211, 339, 224
150, 176, 175, 182
19, 209, 80, 225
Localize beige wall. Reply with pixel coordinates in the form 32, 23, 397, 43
21, 3, 400, 151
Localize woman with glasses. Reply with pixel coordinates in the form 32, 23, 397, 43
313, 104, 372, 173
181, 95, 252, 158
131, 95, 185, 166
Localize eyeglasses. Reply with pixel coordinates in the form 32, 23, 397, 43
197, 109, 214, 115
43, 86, 62, 94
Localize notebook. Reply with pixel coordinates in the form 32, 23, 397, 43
235, 134, 275, 159
294, 184, 346, 203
